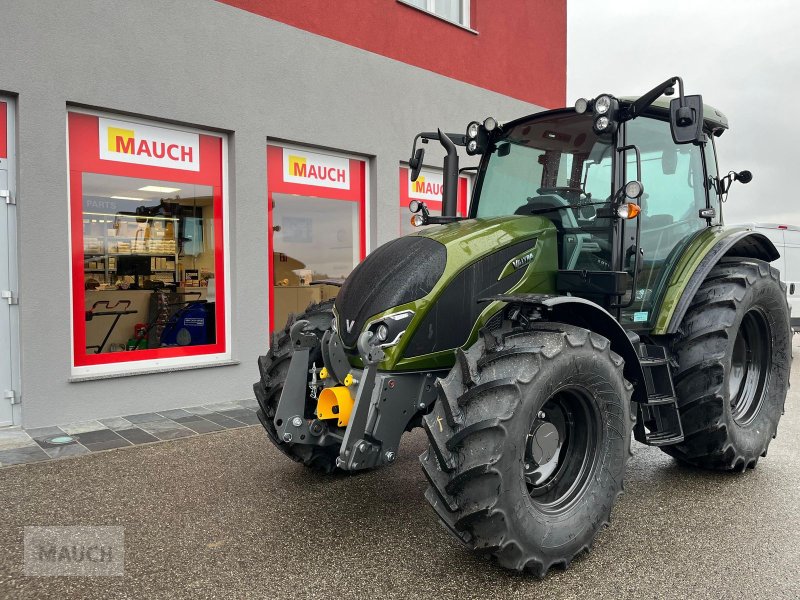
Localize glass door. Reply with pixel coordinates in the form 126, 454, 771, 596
0, 98, 18, 426
267, 145, 366, 332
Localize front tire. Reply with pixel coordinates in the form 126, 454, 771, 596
253, 300, 340, 473
662, 259, 791, 470
420, 323, 632, 576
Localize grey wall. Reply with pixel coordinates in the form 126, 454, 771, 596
0, 0, 542, 428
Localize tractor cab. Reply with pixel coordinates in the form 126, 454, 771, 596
441, 79, 735, 328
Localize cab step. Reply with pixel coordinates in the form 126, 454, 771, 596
633, 343, 685, 446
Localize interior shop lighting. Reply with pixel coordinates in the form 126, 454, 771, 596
138, 186, 181, 193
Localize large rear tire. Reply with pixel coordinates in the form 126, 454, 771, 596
253, 300, 340, 473
662, 259, 791, 470
420, 323, 632, 576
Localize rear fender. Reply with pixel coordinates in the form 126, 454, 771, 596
652, 228, 780, 335
486, 294, 647, 403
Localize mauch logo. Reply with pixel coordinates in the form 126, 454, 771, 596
24, 526, 125, 576
283, 149, 350, 190
408, 169, 444, 202
99, 117, 200, 172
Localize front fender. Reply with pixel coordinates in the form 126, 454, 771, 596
652, 226, 780, 335
487, 294, 647, 404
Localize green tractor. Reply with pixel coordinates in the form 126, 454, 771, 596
253, 77, 791, 576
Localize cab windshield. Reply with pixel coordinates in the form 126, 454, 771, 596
474, 112, 615, 271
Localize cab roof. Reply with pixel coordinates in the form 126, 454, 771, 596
620, 96, 729, 134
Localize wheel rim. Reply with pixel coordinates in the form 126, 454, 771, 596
728, 308, 772, 425
524, 387, 600, 513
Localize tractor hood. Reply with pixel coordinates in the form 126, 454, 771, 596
334, 216, 557, 363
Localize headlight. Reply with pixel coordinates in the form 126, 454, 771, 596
409, 199, 422, 213
483, 116, 498, 131
574, 98, 589, 114
466, 121, 480, 139
467, 139, 478, 153
594, 116, 609, 131
594, 95, 612, 114
624, 180, 644, 199
366, 310, 415, 348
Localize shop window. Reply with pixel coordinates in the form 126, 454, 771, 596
400, 0, 471, 28
267, 145, 366, 332
399, 165, 470, 236
68, 111, 229, 375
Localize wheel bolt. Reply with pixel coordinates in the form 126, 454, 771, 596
385, 451, 396, 462
283, 432, 293, 442
538, 411, 546, 419
291, 416, 303, 427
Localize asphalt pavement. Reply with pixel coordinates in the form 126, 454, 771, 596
2, 340, 800, 599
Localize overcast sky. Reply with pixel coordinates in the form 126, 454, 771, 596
567, 0, 799, 225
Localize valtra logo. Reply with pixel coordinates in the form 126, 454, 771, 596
282, 148, 350, 190
98, 118, 200, 171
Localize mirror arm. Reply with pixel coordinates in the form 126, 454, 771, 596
622, 76, 685, 121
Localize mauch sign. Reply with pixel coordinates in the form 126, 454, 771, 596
282, 148, 350, 190
408, 168, 444, 202
99, 117, 200, 172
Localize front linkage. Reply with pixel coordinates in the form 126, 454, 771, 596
271, 319, 439, 471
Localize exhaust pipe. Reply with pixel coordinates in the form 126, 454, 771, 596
437, 128, 459, 217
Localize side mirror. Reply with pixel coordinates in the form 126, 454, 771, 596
409, 148, 425, 182
719, 169, 753, 194
670, 95, 704, 144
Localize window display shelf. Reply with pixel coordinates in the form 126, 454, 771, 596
83, 214, 180, 285
106, 252, 178, 256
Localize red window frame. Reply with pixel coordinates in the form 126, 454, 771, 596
68, 111, 227, 368
0, 101, 7, 159
266, 144, 366, 332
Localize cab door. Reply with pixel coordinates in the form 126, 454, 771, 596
621, 117, 709, 327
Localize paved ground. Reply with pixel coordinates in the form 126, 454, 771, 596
2, 344, 800, 599
0, 399, 261, 466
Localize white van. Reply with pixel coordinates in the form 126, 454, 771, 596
741, 224, 800, 331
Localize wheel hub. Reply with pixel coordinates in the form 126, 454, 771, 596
524, 389, 600, 512
728, 308, 771, 426
528, 421, 559, 466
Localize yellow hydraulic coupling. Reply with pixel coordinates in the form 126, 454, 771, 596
316, 386, 354, 427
